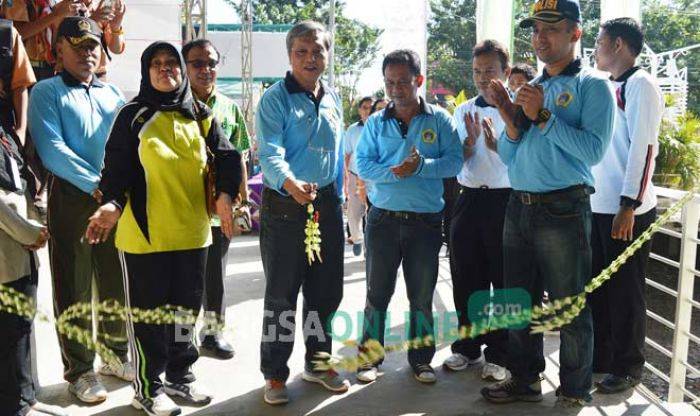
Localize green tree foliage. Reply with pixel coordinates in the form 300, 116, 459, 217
642, 0, 700, 115
228, 0, 383, 124
429, 0, 699, 114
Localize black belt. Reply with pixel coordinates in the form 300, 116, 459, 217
263, 182, 337, 201
262, 183, 339, 221
513, 185, 593, 206
374, 207, 440, 221
460, 185, 511, 192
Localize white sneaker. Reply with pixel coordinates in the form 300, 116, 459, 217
481, 362, 509, 381
442, 353, 484, 371
68, 372, 108, 403
164, 381, 213, 405
356, 365, 379, 383
132, 394, 181, 416
99, 360, 136, 382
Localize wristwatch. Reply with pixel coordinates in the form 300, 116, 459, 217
536, 108, 552, 124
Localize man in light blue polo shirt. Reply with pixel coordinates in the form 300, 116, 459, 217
480, 0, 614, 408
255, 20, 348, 406
355, 49, 462, 385
27, 16, 131, 404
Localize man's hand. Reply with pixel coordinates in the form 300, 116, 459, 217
54, 0, 86, 18
24, 227, 49, 251
356, 179, 367, 204
487, 79, 521, 140
283, 178, 318, 205
85, 202, 121, 244
215, 192, 234, 239
109, 0, 126, 30
390, 146, 421, 178
464, 112, 482, 145
91, 189, 103, 204
611, 206, 635, 241
514, 84, 545, 122
482, 117, 498, 152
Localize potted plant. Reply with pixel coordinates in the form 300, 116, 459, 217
653, 112, 700, 190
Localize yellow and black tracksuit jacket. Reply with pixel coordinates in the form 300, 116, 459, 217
100, 101, 241, 254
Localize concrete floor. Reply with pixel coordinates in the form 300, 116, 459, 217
30, 234, 699, 416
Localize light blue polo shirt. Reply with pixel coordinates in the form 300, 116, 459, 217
28, 72, 125, 194
355, 97, 463, 213
256, 72, 344, 197
497, 59, 615, 193
344, 121, 364, 174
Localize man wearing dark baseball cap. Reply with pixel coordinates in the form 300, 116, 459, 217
519, 0, 581, 28
56, 15, 103, 47
480, 0, 615, 409
28, 14, 133, 405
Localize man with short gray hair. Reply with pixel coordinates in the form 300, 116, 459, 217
256, 20, 348, 406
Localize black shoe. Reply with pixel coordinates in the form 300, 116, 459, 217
595, 374, 640, 394
481, 378, 543, 404
201, 334, 235, 359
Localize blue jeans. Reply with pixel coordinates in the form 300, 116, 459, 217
360, 207, 443, 368
503, 192, 593, 400
259, 187, 344, 381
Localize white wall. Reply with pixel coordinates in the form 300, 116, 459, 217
207, 31, 289, 79
107, 0, 182, 99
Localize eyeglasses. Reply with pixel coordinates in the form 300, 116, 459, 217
187, 59, 219, 69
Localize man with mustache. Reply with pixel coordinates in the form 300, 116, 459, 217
182, 38, 251, 360
256, 20, 348, 405
480, 0, 615, 408
27, 16, 132, 404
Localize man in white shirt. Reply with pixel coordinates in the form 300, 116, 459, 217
442, 40, 511, 383
344, 96, 372, 256
590, 17, 663, 394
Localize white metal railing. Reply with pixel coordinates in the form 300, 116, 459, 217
645, 186, 700, 403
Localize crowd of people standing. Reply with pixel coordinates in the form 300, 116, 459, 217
0, 0, 666, 415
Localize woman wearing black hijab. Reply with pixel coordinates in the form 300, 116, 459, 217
85, 42, 241, 416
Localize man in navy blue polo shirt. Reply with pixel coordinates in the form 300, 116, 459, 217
255, 20, 348, 406
354, 49, 462, 385
480, 0, 614, 408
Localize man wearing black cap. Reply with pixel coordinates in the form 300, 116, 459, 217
480, 0, 615, 408
27, 16, 131, 404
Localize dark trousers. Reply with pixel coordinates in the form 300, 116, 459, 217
361, 207, 443, 368
442, 177, 459, 248
203, 226, 231, 328
503, 192, 594, 399
448, 187, 510, 366
259, 187, 344, 381
120, 248, 207, 399
0, 268, 37, 416
47, 176, 127, 382
589, 209, 656, 378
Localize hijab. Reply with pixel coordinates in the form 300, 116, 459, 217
133, 41, 201, 119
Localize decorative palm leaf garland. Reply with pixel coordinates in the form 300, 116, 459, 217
305, 203, 322, 265
0, 190, 693, 371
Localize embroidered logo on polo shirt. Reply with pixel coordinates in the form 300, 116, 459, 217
556, 91, 574, 108
421, 129, 437, 144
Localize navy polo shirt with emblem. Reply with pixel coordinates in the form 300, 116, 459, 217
256, 72, 344, 197
355, 97, 462, 213
497, 59, 615, 193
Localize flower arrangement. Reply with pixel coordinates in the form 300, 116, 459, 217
305, 203, 322, 265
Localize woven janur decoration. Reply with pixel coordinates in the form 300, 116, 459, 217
0, 190, 694, 372
305, 203, 322, 265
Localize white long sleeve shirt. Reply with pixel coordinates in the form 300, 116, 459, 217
591, 67, 663, 215
453, 96, 510, 189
